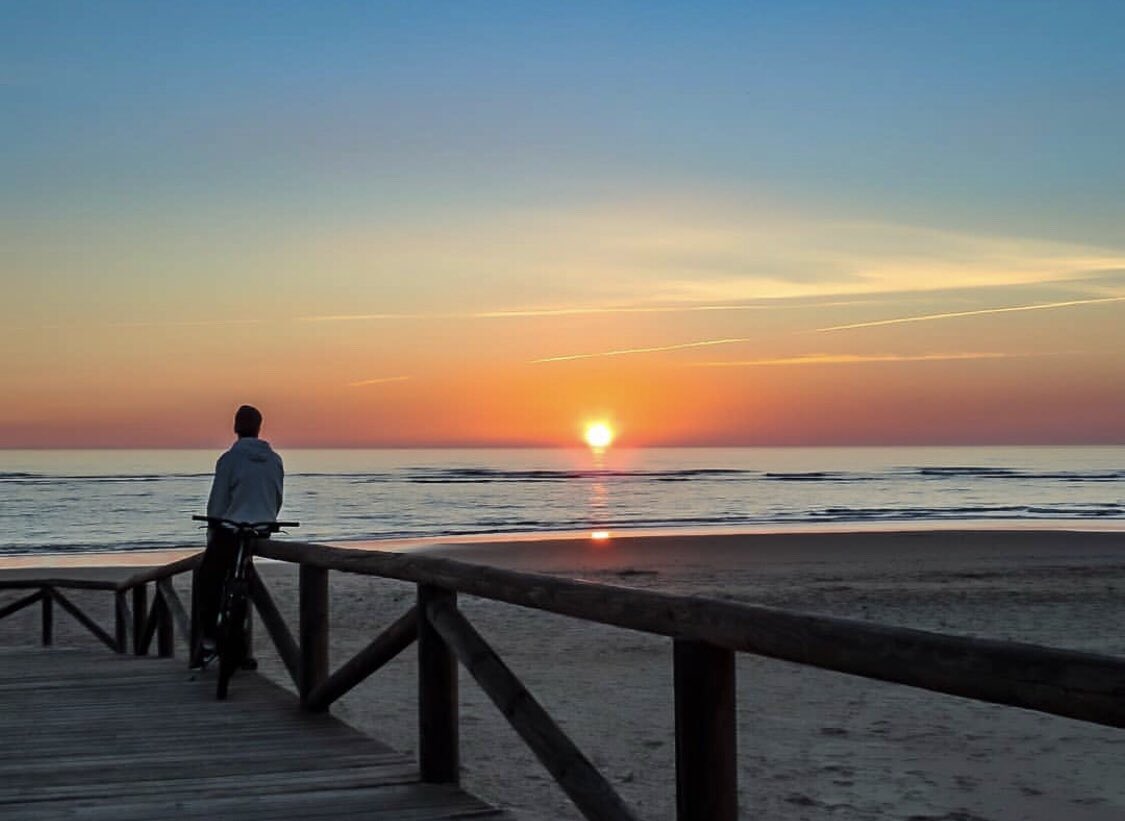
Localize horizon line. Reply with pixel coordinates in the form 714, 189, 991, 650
2, 441, 1122, 451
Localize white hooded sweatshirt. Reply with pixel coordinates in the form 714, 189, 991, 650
206, 437, 284, 525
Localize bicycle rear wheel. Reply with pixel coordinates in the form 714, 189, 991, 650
215, 578, 249, 700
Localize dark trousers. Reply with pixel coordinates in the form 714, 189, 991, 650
197, 528, 239, 641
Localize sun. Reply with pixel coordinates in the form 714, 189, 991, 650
584, 422, 615, 450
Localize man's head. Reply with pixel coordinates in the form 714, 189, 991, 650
234, 405, 263, 438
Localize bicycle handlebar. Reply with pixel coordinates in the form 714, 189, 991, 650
192, 515, 299, 532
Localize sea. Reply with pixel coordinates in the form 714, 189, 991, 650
1, 446, 1123, 557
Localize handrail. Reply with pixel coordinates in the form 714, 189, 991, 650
117, 552, 204, 590
0, 578, 118, 591
0, 556, 202, 657
254, 539, 1125, 728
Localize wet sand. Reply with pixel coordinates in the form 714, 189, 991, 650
2, 529, 1124, 819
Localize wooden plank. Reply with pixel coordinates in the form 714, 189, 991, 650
307, 605, 417, 712
0, 647, 510, 820
0, 762, 419, 803
7, 785, 506, 821
428, 597, 637, 821
418, 585, 459, 784
49, 588, 117, 651
255, 539, 1125, 728
674, 639, 737, 821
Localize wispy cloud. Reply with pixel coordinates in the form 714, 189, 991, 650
815, 296, 1125, 333
300, 313, 432, 322
346, 376, 411, 388
298, 297, 883, 324
473, 304, 763, 318
532, 337, 753, 364
298, 304, 766, 322
105, 319, 267, 328
693, 352, 1042, 367
474, 297, 884, 318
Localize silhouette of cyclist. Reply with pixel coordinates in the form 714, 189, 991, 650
198, 405, 284, 653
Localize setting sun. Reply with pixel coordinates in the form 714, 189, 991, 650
584, 422, 615, 449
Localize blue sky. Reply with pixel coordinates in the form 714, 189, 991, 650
6, 1, 1124, 234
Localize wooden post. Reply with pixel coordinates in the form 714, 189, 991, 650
189, 567, 202, 668
137, 597, 160, 655
417, 584, 458, 784
674, 639, 737, 821
132, 584, 148, 655
157, 592, 174, 658
114, 591, 129, 654
41, 587, 53, 646
427, 597, 636, 819
299, 565, 329, 707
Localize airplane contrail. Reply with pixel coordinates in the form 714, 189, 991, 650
472, 304, 772, 318
300, 305, 766, 322
106, 318, 267, 328
301, 313, 431, 322
346, 376, 411, 388
694, 351, 1026, 367
532, 337, 753, 364
299, 298, 874, 323
815, 295, 1125, 332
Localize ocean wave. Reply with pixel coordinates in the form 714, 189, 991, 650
0, 538, 196, 556
911, 467, 1124, 481
763, 471, 868, 481
0, 473, 213, 483
809, 503, 1124, 520
400, 467, 752, 484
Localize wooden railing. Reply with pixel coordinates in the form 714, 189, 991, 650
3, 539, 1124, 821
0, 553, 200, 657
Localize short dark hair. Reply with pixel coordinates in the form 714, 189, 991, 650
234, 405, 262, 438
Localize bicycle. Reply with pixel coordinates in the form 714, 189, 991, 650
192, 515, 299, 699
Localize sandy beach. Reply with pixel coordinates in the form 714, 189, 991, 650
2, 529, 1123, 820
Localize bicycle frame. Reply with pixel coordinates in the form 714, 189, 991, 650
192, 516, 298, 699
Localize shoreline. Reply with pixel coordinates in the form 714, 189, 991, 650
1, 519, 1123, 570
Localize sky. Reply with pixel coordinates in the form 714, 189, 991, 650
2, 1, 1124, 448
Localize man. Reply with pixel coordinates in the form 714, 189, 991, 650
197, 405, 284, 653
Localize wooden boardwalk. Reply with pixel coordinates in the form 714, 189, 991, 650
0, 646, 510, 820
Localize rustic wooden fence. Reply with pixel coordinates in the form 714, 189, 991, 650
3, 540, 1124, 821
